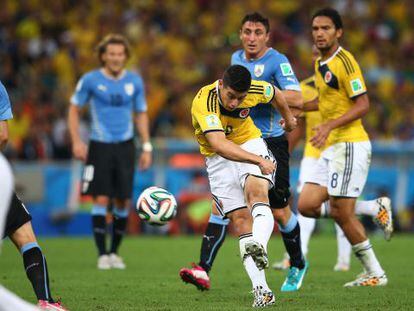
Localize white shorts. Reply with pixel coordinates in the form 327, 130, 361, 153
206, 138, 274, 216
306, 141, 371, 197
296, 157, 319, 194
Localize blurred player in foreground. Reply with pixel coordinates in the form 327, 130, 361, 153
0, 81, 66, 310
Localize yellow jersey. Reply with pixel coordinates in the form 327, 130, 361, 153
191, 80, 275, 156
314, 46, 369, 146
300, 76, 322, 158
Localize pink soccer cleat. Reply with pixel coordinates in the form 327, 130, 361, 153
179, 263, 210, 291
38, 299, 69, 311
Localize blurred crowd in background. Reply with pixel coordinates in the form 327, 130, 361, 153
1, 0, 414, 160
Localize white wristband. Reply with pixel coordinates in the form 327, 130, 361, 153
142, 142, 153, 152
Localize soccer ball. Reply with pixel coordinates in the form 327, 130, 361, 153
136, 186, 177, 225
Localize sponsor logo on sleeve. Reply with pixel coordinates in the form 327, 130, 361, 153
205, 114, 220, 128
264, 85, 273, 99
280, 63, 293, 76
350, 78, 363, 93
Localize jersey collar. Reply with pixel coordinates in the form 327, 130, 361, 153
243, 47, 272, 62
215, 80, 224, 106
319, 46, 342, 66
100, 68, 126, 80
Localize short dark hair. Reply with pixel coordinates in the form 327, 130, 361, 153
312, 8, 343, 30
96, 34, 131, 65
241, 12, 270, 33
223, 65, 251, 93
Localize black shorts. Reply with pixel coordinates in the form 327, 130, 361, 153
264, 135, 291, 209
82, 139, 136, 199
3, 192, 32, 238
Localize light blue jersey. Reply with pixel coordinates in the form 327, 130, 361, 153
0, 81, 13, 121
71, 69, 147, 143
231, 48, 300, 138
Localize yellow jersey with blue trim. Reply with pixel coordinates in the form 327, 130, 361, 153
314, 46, 369, 146
191, 80, 275, 156
300, 76, 322, 158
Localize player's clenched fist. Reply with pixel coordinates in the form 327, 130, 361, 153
258, 158, 276, 175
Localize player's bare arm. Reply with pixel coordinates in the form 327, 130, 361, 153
282, 90, 303, 116
67, 104, 88, 161
135, 111, 152, 170
205, 131, 275, 175
271, 86, 297, 132
303, 98, 319, 112
287, 116, 305, 153
310, 93, 369, 148
0, 120, 9, 151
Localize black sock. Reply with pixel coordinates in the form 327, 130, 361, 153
110, 211, 128, 254
22, 244, 53, 302
199, 221, 227, 273
280, 223, 305, 269
92, 215, 107, 256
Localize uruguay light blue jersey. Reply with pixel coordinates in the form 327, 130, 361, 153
0, 81, 13, 121
71, 69, 147, 143
231, 48, 300, 138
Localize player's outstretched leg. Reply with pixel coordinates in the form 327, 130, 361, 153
239, 234, 275, 308
109, 206, 128, 269
354, 198, 393, 241
249, 202, 274, 270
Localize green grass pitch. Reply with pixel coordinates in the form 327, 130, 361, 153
0, 234, 413, 310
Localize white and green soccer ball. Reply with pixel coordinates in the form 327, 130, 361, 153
136, 186, 177, 226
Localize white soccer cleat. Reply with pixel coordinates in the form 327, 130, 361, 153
245, 241, 268, 270
373, 197, 393, 241
97, 254, 111, 270
333, 261, 350, 272
109, 253, 126, 269
344, 273, 388, 287
252, 286, 275, 308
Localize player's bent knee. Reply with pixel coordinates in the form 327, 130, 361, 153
227, 208, 252, 235
268, 187, 291, 209
272, 206, 291, 223
9, 222, 37, 249
94, 196, 110, 206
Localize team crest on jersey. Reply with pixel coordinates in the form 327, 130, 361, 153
324, 71, 332, 83
124, 83, 134, 96
254, 64, 265, 77
239, 108, 250, 119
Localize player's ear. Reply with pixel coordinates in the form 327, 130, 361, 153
336, 28, 343, 40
